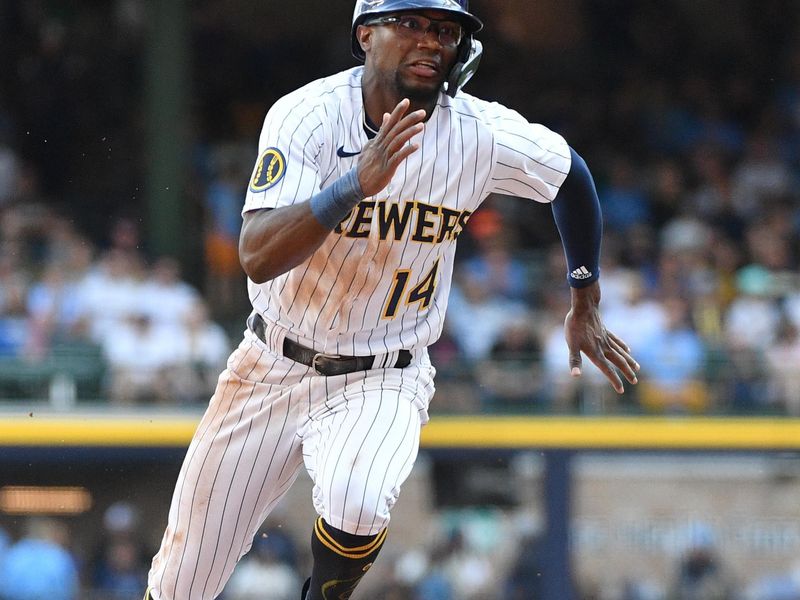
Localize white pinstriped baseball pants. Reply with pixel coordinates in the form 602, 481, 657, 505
147, 319, 435, 600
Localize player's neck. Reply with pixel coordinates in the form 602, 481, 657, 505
362, 73, 437, 129
363, 95, 437, 130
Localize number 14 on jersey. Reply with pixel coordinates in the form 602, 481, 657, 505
382, 259, 440, 319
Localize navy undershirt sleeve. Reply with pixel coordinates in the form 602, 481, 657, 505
551, 146, 603, 288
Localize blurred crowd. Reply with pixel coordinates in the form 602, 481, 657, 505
2, 503, 800, 600
2, 4, 800, 600
430, 1, 800, 416
1, 1, 800, 415
0, 502, 531, 600
0, 206, 230, 405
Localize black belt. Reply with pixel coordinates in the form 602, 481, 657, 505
250, 314, 412, 376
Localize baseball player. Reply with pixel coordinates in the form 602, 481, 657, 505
144, 1, 640, 599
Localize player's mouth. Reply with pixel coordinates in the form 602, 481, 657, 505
406, 59, 441, 79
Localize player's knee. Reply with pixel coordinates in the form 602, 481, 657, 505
322, 483, 399, 536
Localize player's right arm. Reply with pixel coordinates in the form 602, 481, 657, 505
239, 204, 329, 284
240, 98, 425, 283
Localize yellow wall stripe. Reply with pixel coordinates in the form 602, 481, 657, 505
0, 414, 199, 447
419, 416, 800, 449
2, 414, 800, 449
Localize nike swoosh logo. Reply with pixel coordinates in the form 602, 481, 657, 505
336, 146, 361, 158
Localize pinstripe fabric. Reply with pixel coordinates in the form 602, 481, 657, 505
243, 67, 570, 358
147, 328, 435, 599
149, 63, 571, 600
303, 367, 425, 536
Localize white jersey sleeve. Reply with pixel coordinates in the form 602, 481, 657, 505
242, 90, 330, 214
478, 101, 572, 203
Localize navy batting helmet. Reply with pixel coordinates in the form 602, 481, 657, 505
351, 0, 483, 61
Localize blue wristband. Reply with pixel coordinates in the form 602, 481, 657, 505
310, 167, 364, 229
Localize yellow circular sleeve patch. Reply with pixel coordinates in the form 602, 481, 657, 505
249, 147, 286, 192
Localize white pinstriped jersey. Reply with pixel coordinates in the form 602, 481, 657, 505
244, 66, 571, 356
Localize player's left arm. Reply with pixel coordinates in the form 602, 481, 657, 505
552, 147, 640, 393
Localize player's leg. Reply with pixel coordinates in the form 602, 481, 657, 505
147, 335, 310, 600
303, 515, 388, 600
300, 362, 433, 600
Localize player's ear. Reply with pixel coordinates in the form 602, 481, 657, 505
356, 24, 373, 55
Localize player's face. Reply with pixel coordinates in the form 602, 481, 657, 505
360, 10, 461, 103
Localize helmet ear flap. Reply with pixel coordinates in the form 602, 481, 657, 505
445, 38, 482, 97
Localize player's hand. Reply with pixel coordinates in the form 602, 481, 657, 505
357, 98, 425, 197
564, 282, 640, 394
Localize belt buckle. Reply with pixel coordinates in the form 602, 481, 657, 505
312, 352, 341, 375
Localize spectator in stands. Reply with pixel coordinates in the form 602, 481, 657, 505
445, 268, 529, 364
647, 158, 687, 230
666, 523, 737, 600
637, 296, 710, 414
730, 133, 793, 220
687, 146, 743, 241
37, 214, 89, 275
703, 234, 743, 317
0, 250, 30, 358
107, 217, 144, 264
745, 213, 795, 280
438, 528, 495, 600
225, 530, 301, 600
602, 272, 668, 357
204, 145, 250, 316
25, 262, 86, 356
590, 235, 644, 310
93, 537, 148, 600
764, 316, 800, 415
786, 289, 800, 334
0, 518, 79, 600
717, 338, 769, 414
477, 312, 544, 413
140, 256, 200, 328
598, 155, 651, 233
3, 212, 93, 353
460, 229, 530, 303
91, 502, 151, 600
414, 545, 454, 600
101, 310, 183, 405
724, 265, 782, 351
173, 299, 231, 404
77, 247, 147, 344
657, 215, 715, 301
